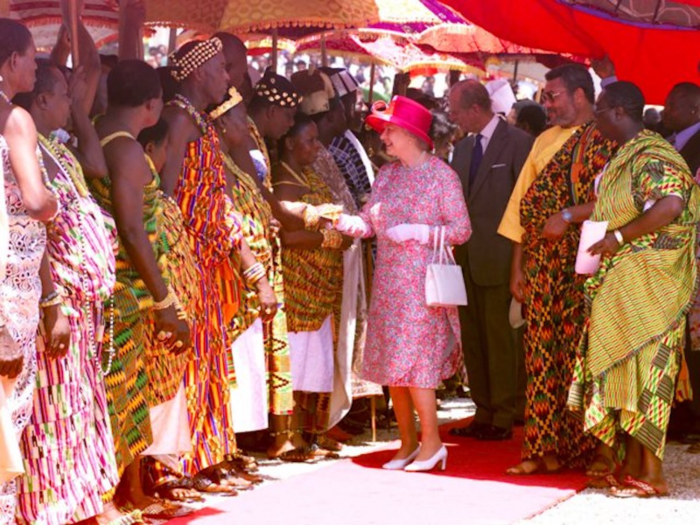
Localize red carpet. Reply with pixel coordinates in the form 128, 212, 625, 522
169, 419, 588, 525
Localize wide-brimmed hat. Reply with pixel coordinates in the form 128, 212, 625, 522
365, 95, 433, 149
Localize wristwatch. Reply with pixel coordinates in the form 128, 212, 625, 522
561, 208, 573, 223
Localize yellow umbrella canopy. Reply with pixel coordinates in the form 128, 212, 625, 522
144, 0, 382, 35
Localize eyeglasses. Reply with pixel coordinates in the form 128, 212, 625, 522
541, 91, 564, 103
593, 106, 613, 115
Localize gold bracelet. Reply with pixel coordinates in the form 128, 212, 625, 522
153, 289, 177, 311
303, 206, 320, 230
321, 229, 343, 249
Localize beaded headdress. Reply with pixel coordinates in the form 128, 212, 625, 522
209, 87, 243, 120
253, 71, 302, 108
170, 37, 223, 82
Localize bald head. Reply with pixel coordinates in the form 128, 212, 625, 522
452, 80, 492, 112
213, 32, 248, 91
663, 82, 700, 132
448, 80, 494, 134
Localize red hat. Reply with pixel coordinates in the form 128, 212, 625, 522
365, 95, 433, 150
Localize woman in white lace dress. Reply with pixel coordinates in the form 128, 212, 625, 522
0, 19, 59, 522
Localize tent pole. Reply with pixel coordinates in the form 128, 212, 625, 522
512, 59, 519, 82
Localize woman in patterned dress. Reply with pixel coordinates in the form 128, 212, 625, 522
335, 96, 471, 472
273, 114, 352, 457
13, 58, 121, 524
0, 19, 59, 523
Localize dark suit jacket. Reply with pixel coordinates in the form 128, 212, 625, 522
452, 119, 533, 287
680, 128, 700, 176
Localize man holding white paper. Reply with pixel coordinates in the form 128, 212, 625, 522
569, 81, 700, 498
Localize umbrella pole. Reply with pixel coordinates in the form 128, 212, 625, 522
271, 28, 279, 73
321, 33, 328, 67
64, 0, 80, 66
512, 59, 519, 82
368, 63, 375, 104
168, 27, 178, 57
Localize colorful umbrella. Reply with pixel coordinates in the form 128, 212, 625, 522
143, 0, 382, 36
296, 34, 482, 75
5, 0, 119, 49
441, 0, 700, 103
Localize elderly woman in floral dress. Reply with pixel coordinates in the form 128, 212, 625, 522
335, 96, 471, 472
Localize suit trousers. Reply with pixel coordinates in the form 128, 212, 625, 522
459, 265, 517, 430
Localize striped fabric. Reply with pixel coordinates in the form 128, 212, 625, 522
278, 166, 344, 333
223, 154, 294, 415
169, 97, 242, 474
568, 130, 700, 459
276, 165, 344, 434
519, 121, 613, 467
17, 141, 119, 524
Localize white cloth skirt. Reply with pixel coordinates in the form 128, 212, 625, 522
142, 383, 192, 457
228, 318, 268, 433
289, 315, 334, 393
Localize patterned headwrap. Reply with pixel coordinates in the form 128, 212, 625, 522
170, 37, 223, 82
253, 71, 302, 108
209, 87, 243, 120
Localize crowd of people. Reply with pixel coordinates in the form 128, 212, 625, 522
0, 6, 699, 525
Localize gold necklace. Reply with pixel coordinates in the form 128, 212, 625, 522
280, 161, 310, 188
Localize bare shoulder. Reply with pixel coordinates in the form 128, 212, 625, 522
162, 104, 200, 142
2, 105, 37, 139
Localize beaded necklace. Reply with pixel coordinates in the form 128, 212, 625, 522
38, 134, 116, 375
248, 116, 271, 177
38, 134, 90, 197
279, 160, 311, 189
0, 89, 10, 105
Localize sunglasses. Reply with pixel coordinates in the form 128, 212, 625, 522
541, 91, 565, 103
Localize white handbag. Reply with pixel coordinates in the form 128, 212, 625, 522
425, 226, 468, 307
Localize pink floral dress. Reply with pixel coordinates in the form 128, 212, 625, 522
357, 156, 471, 388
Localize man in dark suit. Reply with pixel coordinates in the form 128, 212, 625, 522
663, 82, 700, 452
664, 82, 700, 174
447, 80, 534, 440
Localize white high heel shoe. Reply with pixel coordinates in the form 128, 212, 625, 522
404, 445, 447, 472
382, 446, 421, 470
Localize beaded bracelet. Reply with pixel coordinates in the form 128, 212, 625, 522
321, 229, 343, 249
40, 291, 62, 309
153, 289, 177, 311
243, 262, 267, 287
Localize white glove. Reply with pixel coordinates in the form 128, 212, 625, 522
386, 224, 431, 244
335, 213, 371, 237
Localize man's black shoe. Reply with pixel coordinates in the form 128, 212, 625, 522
476, 425, 513, 441
449, 422, 489, 438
